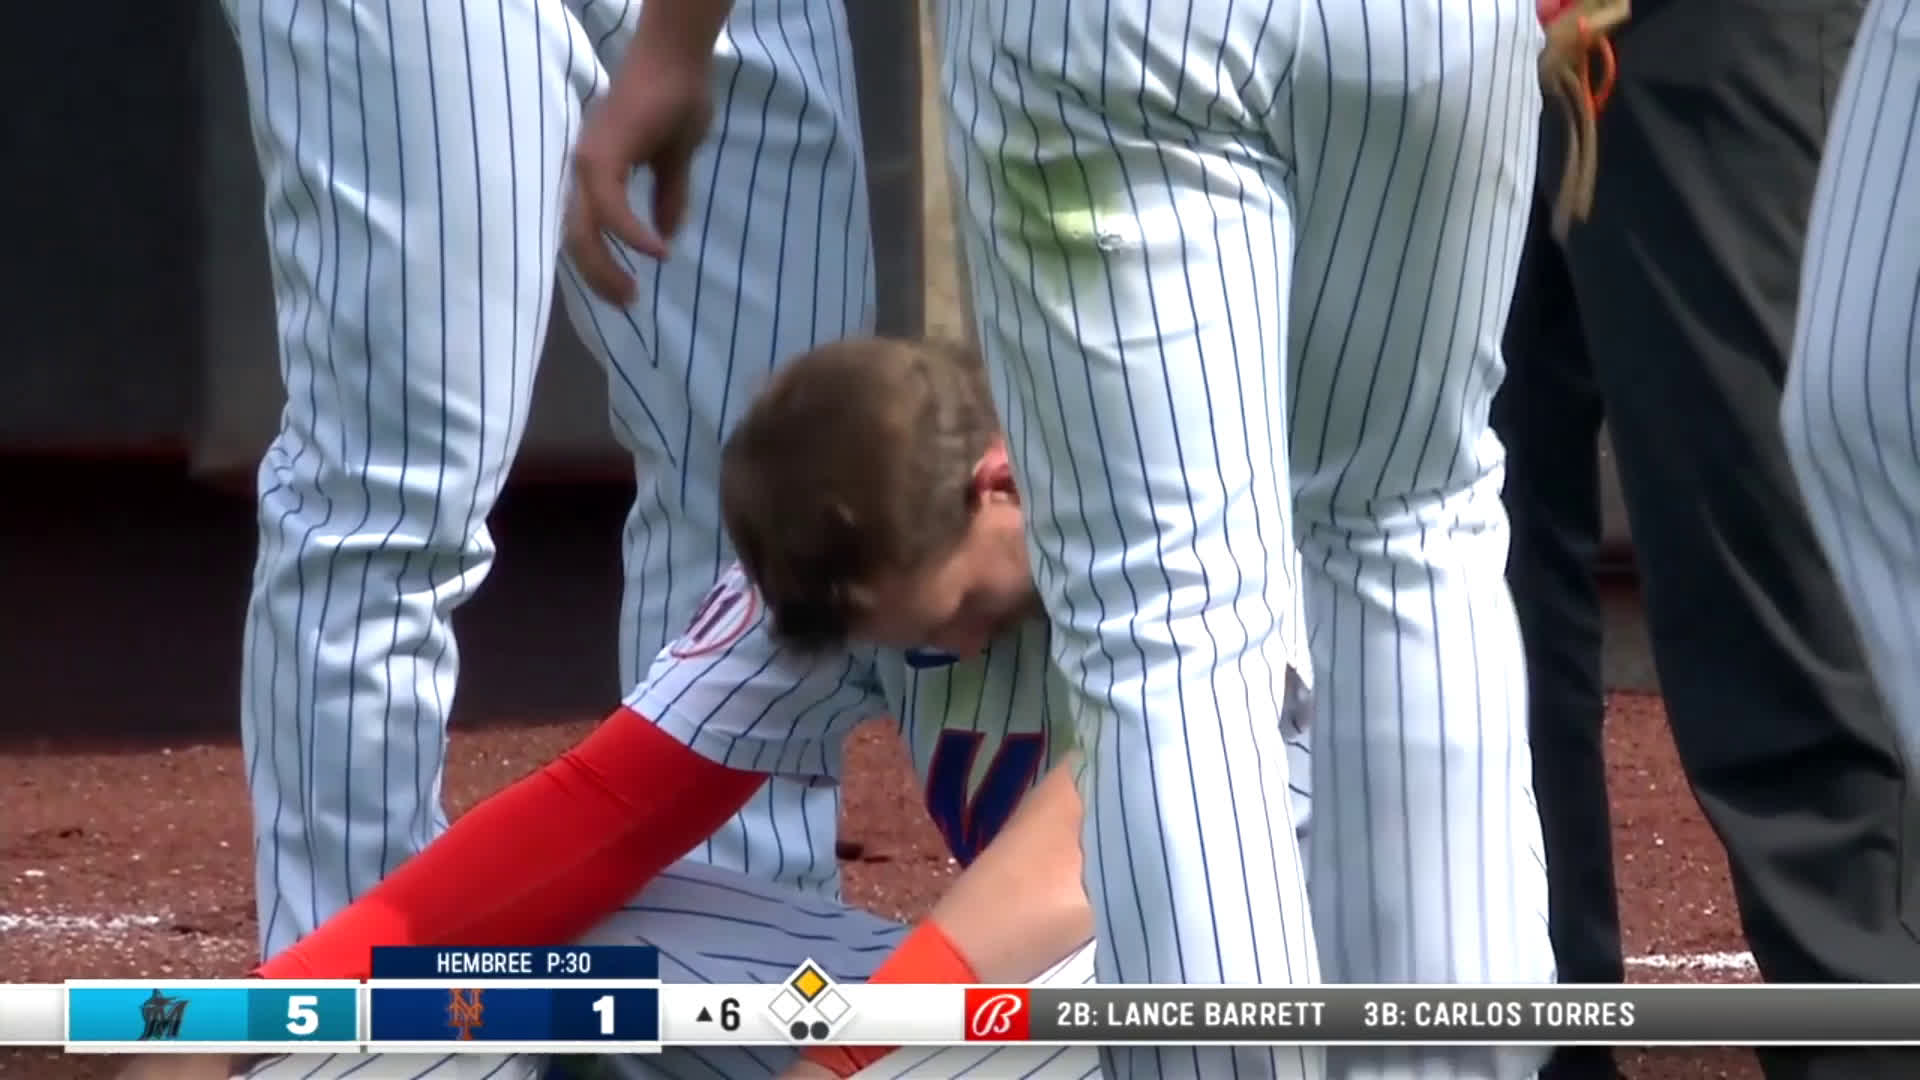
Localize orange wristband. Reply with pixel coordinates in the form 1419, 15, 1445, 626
801, 919, 977, 1077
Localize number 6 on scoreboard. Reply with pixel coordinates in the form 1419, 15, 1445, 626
593, 994, 614, 1036
286, 995, 319, 1036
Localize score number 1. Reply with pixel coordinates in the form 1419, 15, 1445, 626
552, 988, 659, 1042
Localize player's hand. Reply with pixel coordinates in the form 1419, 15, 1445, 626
112, 1053, 236, 1080
566, 36, 716, 306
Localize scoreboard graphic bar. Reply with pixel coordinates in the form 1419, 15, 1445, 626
657, 968, 952, 1046
364, 945, 663, 1054
63, 980, 361, 1054
1005, 985, 1920, 1044
0, 984, 63, 1046
22, 967, 1920, 1055
365, 984, 659, 1052
665, 980, 1920, 1047
369, 945, 660, 980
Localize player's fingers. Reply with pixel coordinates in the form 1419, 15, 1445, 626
571, 137, 670, 259
563, 188, 637, 307
592, 165, 670, 262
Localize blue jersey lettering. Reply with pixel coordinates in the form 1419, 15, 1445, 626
922, 730, 1048, 866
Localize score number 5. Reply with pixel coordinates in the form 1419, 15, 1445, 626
258, 989, 347, 1041
286, 995, 319, 1036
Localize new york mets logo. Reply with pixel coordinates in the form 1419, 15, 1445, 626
137, 990, 188, 1040
964, 988, 1029, 1041
447, 989, 485, 1040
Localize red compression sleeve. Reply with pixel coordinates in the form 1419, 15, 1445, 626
257, 708, 767, 980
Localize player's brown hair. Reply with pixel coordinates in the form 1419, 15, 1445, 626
720, 336, 1001, 652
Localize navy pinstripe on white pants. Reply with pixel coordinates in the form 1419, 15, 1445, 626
1785, 0, 1920, 774
218, 0, 874, 958
932, 0, 1554, 1076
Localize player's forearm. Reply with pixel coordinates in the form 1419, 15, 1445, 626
925, 753, 1092, 983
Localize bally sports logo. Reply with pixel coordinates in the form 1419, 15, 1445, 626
964, 987, 1030, 1041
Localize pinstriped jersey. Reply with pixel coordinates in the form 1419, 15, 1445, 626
627, 563, 1071, 867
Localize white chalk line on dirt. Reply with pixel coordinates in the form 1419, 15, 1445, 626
0, 911, 171, 933
0, 911, 1764, 976
1625, 950, 1757, 973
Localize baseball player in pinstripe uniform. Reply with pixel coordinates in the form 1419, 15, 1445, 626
217, 0, 870, 963
1786, 0, 1920, 775
114, 338, 1311, 1080
573, 3, 1556, 1079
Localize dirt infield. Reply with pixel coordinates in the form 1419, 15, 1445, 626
3, 686, 1756, 1079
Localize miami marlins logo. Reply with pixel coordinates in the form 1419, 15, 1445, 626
137, 989, 188, 1040
447, 989, 485, 1040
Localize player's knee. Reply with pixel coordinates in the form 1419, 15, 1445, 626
253, 447, 499, 559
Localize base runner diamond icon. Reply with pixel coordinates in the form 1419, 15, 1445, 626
769, 989, 804, 1024
768, 960, 855, 1042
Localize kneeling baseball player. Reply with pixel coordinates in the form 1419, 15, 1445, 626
118, 337, 1311, 1080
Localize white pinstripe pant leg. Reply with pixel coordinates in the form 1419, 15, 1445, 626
1783, 0, 1920, 766
224, 0, 861, 964
936, 3, 1321, 1079
221, 0, 603, 958
853, 694, 1310, 1080
1283, 4, 1550, 1079
555, 0, 874, 900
